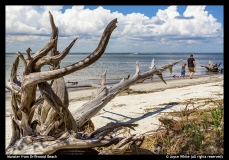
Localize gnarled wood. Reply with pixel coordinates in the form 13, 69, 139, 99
6, 122, 137, 155
5, 11, 182, 155
22, 18, 117, 87
201, 61, 223, 72
72, 58, 182, 128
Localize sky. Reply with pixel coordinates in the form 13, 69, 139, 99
5, 5, 224, 53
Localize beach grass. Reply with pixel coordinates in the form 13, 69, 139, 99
140, 98, 224, 155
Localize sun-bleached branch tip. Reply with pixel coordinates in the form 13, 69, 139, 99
135, 61, 140, 75
149, 58, 155, 70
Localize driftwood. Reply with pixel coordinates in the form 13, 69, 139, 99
5, 11, 182, 155
66, 80, 78, 85
200, 60, 223, 72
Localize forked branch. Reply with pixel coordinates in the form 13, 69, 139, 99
22, 18, 118, 87
6, 10, 183, 155
72, 59, 182, 128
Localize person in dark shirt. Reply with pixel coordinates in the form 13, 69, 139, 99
179, 62, 187, 79
187, 54, 196, 79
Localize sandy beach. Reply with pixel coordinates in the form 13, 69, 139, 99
5, 74, 224, 148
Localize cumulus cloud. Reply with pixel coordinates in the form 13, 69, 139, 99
41, 6, 63, 12
5, 5, 223, 52
142, 16, 165, 25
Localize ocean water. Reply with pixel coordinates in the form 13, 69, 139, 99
5, 52, 224, 87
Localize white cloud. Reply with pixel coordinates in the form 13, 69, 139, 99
5, 5, 223, 52
41, 6, 63, 12
142, 16, 165, 25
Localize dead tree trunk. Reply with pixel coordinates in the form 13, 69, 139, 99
5, 11, 182, 155
201, 61, 222, 72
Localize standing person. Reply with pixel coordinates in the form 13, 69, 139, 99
187, 54, 196, 79
179, 62, 187, 79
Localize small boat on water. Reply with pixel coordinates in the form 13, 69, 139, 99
134, 52, 138, 55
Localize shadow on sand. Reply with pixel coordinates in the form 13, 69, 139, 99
100, 102, 179, 133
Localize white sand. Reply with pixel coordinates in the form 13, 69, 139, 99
5, 74, 224, 148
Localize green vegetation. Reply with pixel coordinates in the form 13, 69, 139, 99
140, 99, 224, 155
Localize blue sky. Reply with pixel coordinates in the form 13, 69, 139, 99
6, 5, 223, 53
64, 5, 224, 26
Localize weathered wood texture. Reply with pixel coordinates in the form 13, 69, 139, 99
201, 61, 223, 72
5, 11, 182, 155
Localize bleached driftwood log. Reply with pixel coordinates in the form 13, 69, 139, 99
201, 60, 223, 72
5, 11, 182, 155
